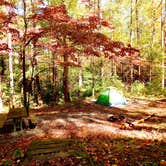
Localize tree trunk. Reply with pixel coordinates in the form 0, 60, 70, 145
130, 0, 134, 45
135, 0, 140, 48
30, 0, 38, 105
0, 74, 2, 109
91, 55, 95, 97
52, 53, 56, 84
130, 63, 134, 83
112, 59, 117, 76
121, 63, 123, 80
151, 0, 156, 48
22, 47, 28, 115
138, 65, 141, 80
31, 48, 38, 105
79, 68, 83, 87
63, 53, 71, 102
0, 57, 5, 110
22, 0, 29, 116
52, 51, 59, 102
161, 0, 166, 89
149, 64, 152, 82
100, 60, 104, 85
7, 31, 15, 108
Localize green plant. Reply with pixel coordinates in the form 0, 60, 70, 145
131, 80, 145, 96
145, 80, 162, 96
110, 75, 125, 92
82, 89, 92, 97
13, 148, 21, 159
144, 161, 157, 166
41, 82, 57, 105
116, 142, 124, 152
4, 160, 12, 166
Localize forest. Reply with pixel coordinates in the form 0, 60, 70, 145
0, 0, 166, 165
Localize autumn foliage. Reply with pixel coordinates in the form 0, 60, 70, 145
32, 4, 139, 60
0, 2, 139, 103
0, 3, 139, 58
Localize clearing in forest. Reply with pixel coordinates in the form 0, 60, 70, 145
0, 99, 166, 165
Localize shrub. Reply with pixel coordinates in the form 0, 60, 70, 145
145, 80, 162, 96
131, 80, 145, 96
109, 75, 126, 92
41, 82, 57, 105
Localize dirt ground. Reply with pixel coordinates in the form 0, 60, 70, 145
0, 98, 166, 165
23, 98, 166, 140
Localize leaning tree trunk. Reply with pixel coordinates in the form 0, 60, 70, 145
63, 53, 71, 102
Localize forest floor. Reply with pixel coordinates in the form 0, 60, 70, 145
0, 98, 166, 165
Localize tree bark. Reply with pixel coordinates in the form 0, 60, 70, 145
91, 55, 95, 97
112, 59, 117, 76
0, 57, 5, 110
161, 0, 166, 89
8, 30, 15, 108
63, 53, 71, 102
52, 51, 59, 102
22, 0, 29, 116
22, 47, 28, 115
130, 0, 134, 45
0, 74, 2, 110
151, 0, 156, 48
79, 68, 83, 87
135, 0, 140, 48
149, 64, 152, 82
138, 65, 141, 80
100, 60, 104, 85
130, 63, 134, 83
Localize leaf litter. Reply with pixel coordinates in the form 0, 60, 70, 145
0, 99, 166, 165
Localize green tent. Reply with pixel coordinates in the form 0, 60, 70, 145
96, 86, 126, 106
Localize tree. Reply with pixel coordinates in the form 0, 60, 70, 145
7, 25, 15, 108
0, 61, 3, 109
161, 0, 166, 89
17, 0, 44, 114
32, 4, 139, 102
135, 0, 141, 48
0, 0, 15, 109
130, 0, 134, 45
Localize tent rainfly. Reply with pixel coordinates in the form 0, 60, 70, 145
96, 86, 126, 106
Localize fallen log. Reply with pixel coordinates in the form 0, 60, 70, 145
108, 113, 156, 129
132, 113, 155, 125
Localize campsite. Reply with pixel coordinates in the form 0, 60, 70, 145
0, 0, 166, 165
0, 99, 166, 165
